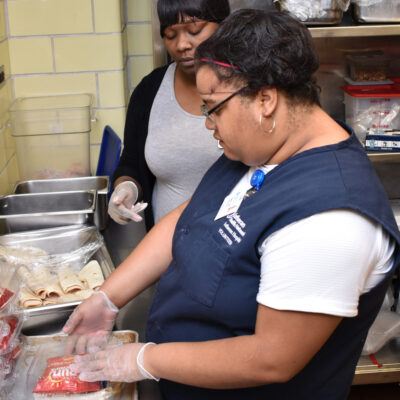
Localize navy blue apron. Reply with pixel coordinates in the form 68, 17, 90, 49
147, 127, 400, 400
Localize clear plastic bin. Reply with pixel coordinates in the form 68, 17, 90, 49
9, 94, 93, 181
341, 85, 400, 143
346, 54, 391, 83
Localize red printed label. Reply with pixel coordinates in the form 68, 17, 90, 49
33, 355, 101, 394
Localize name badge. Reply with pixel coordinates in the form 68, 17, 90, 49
215, 191, 244, 220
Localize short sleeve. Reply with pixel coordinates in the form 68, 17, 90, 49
257, 209, 395, 317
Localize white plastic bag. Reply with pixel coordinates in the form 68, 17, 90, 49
362, 310, 400, 355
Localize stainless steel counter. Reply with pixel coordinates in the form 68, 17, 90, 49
102, 219, 163, 400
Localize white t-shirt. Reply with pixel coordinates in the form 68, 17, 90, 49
222, 165, 396, 318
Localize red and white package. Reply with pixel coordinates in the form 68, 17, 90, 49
0, 316, 19, 354
0, 287, 14, 311
33, 355, 101, 395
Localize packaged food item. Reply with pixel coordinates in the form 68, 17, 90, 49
0, 316, 20, 355
0, 262, 22, 315
33, 355, 101, 395
0, 288, 14, 311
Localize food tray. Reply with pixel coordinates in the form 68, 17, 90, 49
14, 176, 110, 231
0, 190, 96, 234
0, 225, 114, 332
9, 330, 138, 400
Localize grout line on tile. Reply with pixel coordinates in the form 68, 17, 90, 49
51, 37, 56, 72
4, 0, 10, 39
91, 0, 96, 33
12, 69, 124, 78
9, 32, 122, 39
95, 72, 100, 108
123, 0, 128, 25
126, 21, 151, 26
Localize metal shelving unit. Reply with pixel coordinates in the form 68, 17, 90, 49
353, 339, 400, 385
310, 24, 400, 38
310, 18, 400, 385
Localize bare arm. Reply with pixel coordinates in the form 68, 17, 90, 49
145, 305, 342, 388
100, 199, 189, 308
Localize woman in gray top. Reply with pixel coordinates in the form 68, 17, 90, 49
109, 0, 230, 230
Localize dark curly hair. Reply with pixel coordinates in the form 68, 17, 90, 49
195, 9, 320, 106
158, 0, 230, 38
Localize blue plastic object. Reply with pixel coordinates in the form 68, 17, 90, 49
96, 125, 122, 194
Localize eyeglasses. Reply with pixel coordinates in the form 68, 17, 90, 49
200, 86, 247, 126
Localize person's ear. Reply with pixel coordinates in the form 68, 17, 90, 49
258, 87, 278, 117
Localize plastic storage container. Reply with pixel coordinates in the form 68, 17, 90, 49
9, 94, 93, 181
341, 85, 400, 143
353, 0, 400, 23
346, 54, 391, 83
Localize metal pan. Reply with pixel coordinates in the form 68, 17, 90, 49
13, 176, 109, 230
0, 190, 96, 234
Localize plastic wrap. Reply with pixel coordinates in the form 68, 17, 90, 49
0, 225, 104, 271
362, 286, 400, 355
0, 263, 22, 316
275, 0, 350, 21
362, 310, 400, 355
352, 0, 387, 6
0, 226, 105, 310
354, 103, 400, 144
7, 332, 138, 400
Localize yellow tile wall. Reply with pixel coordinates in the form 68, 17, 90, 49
0, 0, 156, 192
0, 0, 16, 195
1, 0, 130, 189
7, 0, 93, 36
125, 0, 154, 93
9, 38, 53, 74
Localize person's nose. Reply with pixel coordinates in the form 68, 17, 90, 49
176, 32, 192, 52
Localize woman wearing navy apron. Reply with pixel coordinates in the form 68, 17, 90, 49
65, 10, 400, 400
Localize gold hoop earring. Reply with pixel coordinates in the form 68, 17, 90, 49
259, 113, 275, 134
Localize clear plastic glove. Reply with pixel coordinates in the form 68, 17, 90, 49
71, 342, 159, 383
108, 181, 148, 225
62, 290, 119, 354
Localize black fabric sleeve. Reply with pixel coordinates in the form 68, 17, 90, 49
112, 65, 169, 230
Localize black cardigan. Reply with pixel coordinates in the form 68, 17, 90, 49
112, 65, 169, 231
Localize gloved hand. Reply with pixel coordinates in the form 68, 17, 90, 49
71, 342, 159, 383
108, 181, 148, 225
62, 290, 119, 354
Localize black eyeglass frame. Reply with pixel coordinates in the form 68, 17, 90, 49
200, 86, 247, 125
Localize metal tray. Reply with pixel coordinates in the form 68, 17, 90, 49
0, 225, 114, 332
9, 330, 138, 400
0, 190, 96, 234
14, 176, 109, 230
354, 2, 400, 23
